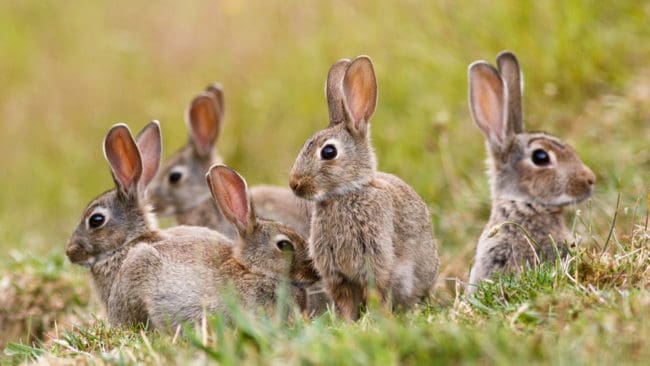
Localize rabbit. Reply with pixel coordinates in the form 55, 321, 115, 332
203, 165, 321, 317
66, 122, 318, 330
466, 51, 596, 293
289, 56, 440, 321
66, 121, 230, 327
147, 83, 312, 239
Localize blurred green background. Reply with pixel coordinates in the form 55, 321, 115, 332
0, 0, 648, 275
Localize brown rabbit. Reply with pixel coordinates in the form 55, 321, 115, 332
66, 122, 317, 330
289, 56, 440, 320
204, 165, 320, 315
148, 83, 312, 239
466, 51, 596, 293
66, 121, 230, 327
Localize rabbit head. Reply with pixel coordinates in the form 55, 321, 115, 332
66, 121, 162, 267
468, 51, 595, 207
207, 165, 320, 286
290, 56, 379, 201
148, 84, 225, 216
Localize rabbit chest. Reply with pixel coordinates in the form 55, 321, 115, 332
310, 188, 395, 282
480, 200, 571, 268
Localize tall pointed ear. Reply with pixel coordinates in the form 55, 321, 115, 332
468, 61, 510, 149
186, 91, 223, 158
497, 51, 524, 133
206, 165, 256, 235
342, 56, 377, 136
205, 83, 225, 120
135, 120, 162, 191
103, 123, 143, 198
326, 59, 351, 126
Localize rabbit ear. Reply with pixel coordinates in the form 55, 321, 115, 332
135, 120, 162, 191
206, 165, 256, 235
205, 83, 226, 119
497, 51, 524, 133
468, 61, 511, 148
186, 92, 223, 158
326, 59, 351, 126
104, 123, 143, 198
342, 56, 377, 136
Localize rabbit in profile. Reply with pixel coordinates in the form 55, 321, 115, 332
466, 51, 596, 293
66, 122, 318, 330
148, 83, 312, 239
289, 56, 440, 320
66, 121, 230, 327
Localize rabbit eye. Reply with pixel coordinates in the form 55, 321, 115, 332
320, 144, 337, 160
88, 213, 106, 228
532, 149, 551, 166
276, 240, 294, 252
169, 171, 183, 184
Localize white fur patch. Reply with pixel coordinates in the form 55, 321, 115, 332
395, 260, 415, 298
273, 234, 291, 244
311, 177, 372, 202
316, 138, 343, 161
85, 206, 110, 230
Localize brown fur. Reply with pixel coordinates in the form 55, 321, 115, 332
290, 56, 440, 320
467, 51, 595, 292
66, 123, 318, 330
146, 84, 325, 314
147, 83, 312, 238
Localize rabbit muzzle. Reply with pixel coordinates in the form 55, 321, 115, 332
289, 175, 317, 199
291, 259, 321, 286
567, 165, 596, 203
65, 239, 93, 267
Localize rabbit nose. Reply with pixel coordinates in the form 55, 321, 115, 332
66, 239, 87, 261
583, 167, 596, 186
65, 242, 77, 257
289, 177, 302, 192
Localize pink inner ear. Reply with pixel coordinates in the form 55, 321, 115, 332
471, 66, 506, 144
211, 168, 249, 228
343, 59, 377, 128
136, 122, 161, 188
189, 95, 220, 153
105, 126, 142, 193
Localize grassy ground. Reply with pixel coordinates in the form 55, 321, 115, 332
0, 0, 649, 364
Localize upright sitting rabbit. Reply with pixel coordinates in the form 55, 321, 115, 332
66, 122, 318, 329
148, 84, 312, 239
466, 51, 595, 292
290, 56, 440, 320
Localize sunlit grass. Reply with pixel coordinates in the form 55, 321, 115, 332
0, 0, 649, 364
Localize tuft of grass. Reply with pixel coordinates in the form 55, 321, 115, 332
0, 252, 90, 351
3, 201, 647, 365
0, 1, 649, 364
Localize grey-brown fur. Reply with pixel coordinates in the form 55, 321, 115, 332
467, 51, 595, 292
146, 83, 324, 315
290, 56, 439, 320
147, 83, 312, 239
66, 122, 318, 330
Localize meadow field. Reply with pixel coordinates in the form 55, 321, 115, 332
0, 0, 649, 364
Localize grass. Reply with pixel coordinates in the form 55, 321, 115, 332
0, 0, 649, 364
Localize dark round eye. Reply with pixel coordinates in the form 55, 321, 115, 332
88, 213, 105, 228
169, 171, 182, 184
320, 144, 337, 160
276, 240, 294, 252
532, 149, 551, 166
